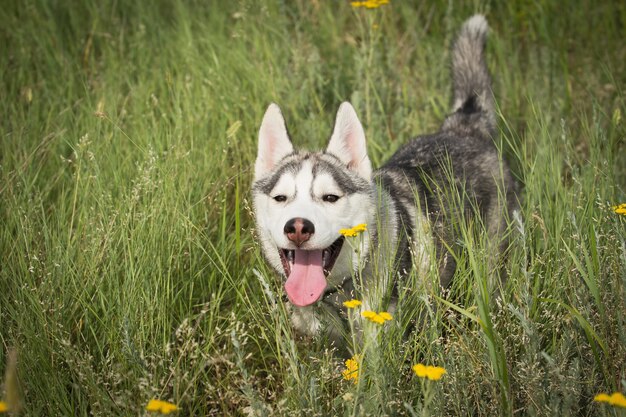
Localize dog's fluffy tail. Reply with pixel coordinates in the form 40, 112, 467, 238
442, 14, 495, 136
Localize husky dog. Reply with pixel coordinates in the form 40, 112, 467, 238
252, 15, 517, 345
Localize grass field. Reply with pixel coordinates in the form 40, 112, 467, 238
1, 0, 625, 415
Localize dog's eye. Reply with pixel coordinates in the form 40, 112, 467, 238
273, 195, 287, 202
322, 194, 340, 203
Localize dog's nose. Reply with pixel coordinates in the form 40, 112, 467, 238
284, 218, 315, 247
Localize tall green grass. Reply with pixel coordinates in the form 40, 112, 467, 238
1, 0, 624, 415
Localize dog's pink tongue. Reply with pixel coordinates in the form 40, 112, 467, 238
284, 249, 326, 307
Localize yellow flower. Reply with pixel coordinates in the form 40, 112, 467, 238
610, 393, 626, 408
339, 223, 368, 237
613, 203, 626, 216
412, 364, 447, 381
361, 310, 379, 321
594, 393, 611, 402
146, 399, 179, 414
342, 356, 360, 384
351, 0, 389, 8
343, 299, 363, 309
594, 392, 626, 408
0, 402, 7, 413
339, 228, 356, 237
361, 310, 392, 325
378, 312, 392, 321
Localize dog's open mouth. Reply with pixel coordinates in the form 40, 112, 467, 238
278, 237, 344, 277
279, 237, 344, 307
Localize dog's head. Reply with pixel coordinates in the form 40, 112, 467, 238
252, 102, 374, 307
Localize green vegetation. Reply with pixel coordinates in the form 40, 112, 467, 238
1, 1, 624, 415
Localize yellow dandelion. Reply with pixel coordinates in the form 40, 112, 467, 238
378, 312, 392, 321
612, 203, 626, 216
594, 392, 626, 408
339, 228, 357, 237
594, 393, 611, 403
361, 310, 383, 324
146, 399, 179, 414
361, 310, 392, 325
351, 0, 389, 8
361, 310, 376, 318
342, 356, 360, 384
339, 223, 368, 237
343, 299, 363, 309
610, 393, 626, 408
0, 402, 7, 413
412, 364, 447, 381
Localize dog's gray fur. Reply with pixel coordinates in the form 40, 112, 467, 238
252, 15, 518, 347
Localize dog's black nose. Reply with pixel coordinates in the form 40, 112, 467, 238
284, 218, 315, 247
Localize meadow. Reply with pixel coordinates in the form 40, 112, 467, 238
1, 0, 625, 415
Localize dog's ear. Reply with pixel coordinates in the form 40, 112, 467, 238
255, 103, 294, 181
326, 102, 372, 180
